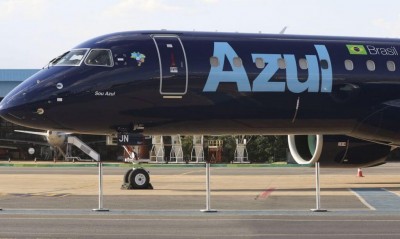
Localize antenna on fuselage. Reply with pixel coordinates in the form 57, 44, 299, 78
279, 26, 288, 34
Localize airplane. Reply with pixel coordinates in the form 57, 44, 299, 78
12, 130, 106, 162
0, 130, 68, 160
0, 130, 102, 161
0, 30, 399, 189
14, 130, 68, 148
12, 130, 69, 160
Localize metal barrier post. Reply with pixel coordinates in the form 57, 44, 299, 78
201, 162, 217, 213
311, 162, 327, 212
93, 161, 109, 212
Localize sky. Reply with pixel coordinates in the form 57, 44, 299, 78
1, 0, 400, 68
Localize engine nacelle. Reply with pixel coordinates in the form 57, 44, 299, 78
46, 130, 67, 147
288, 135, 391, 167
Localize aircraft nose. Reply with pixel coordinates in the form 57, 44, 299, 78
0, 92, 39, 127
0, 98, 9, 119
0, 96, 44, 130
0, 96, 20, 124
0, 67, 71, 130
0, 89, 65, 131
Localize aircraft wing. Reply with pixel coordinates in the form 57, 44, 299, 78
14, 130, 48, 136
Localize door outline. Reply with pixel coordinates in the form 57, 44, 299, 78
151, 34, 188, 96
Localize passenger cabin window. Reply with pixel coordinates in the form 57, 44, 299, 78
210, 56, 219, 67
255, 57, 265, 69
299, 58, 308, 70
320, 60, 329, 69
387, 61, 396, 72
344, 60, 354, 71
278, 58, 286, 69
54, 49, 89, 66
366, 60, 376, 71
233, 57, 242, 67
85, 49, 113, 67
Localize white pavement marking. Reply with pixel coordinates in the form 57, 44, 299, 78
348, 189, 376, 211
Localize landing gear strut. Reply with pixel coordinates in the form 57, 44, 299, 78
121, 168, 153, 190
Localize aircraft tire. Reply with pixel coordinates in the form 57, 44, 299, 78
123, 169, 133, 184
128, 168, 150, 189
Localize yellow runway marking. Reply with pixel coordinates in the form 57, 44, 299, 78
180, 169, 204, 175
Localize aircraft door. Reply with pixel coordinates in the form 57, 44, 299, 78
152, 35, 188, 97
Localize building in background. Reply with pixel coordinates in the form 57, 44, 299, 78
0, 69, 39, 97
0, 69, 40, 159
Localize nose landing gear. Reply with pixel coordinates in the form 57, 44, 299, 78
121, 168, 153, 190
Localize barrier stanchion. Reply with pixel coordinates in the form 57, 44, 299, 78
311, 162, 327, 212
93, 161, 109, 212
201, 162, 217, 213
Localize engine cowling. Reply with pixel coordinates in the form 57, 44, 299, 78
46, 131, 67, 147
288, 134, 391, 167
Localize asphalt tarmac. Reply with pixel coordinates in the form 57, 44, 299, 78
0, 162, 400, 238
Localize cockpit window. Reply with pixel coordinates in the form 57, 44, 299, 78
84, 49, 114, 67
53, 49, 89, 66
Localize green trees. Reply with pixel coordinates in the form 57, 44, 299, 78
181, 136, 193, 161
247, 136, 287, 163
180, 135, 288, 163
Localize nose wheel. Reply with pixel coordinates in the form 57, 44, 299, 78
121, 168, 153, 190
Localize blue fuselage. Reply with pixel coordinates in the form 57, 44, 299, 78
1, 31, 400, 144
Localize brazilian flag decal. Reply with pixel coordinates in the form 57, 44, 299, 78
346, 45, 368, 55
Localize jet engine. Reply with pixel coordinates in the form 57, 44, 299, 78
288, 135, 391, 167
15, 130, 69, 160
16, 130, 68, 147
46, 131, 67, 147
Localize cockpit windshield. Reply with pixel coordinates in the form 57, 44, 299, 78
84, 49, 114, 67
52, 48, 89, 66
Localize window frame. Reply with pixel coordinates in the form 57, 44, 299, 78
299, 58, 308, 70
387, 60, 396, 72
344, 59, 354, 71
54, 48, 90, 67
233, 57, 243, 68
278, 58, 286, 69
320, 60, 329, 70
84, 48, 114, 67
366, 60, 376, 72
255, 57, 265, 69
210, 56, 219, 67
